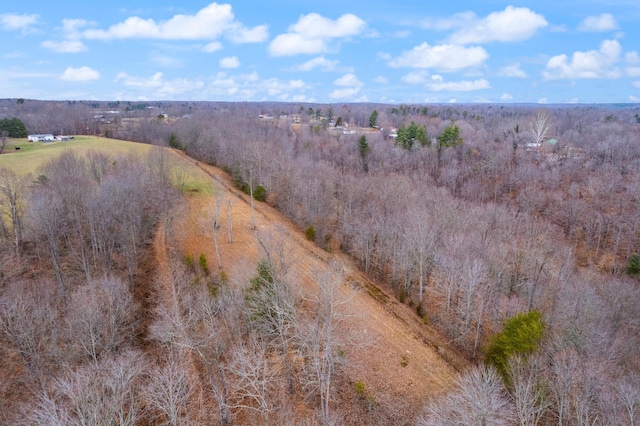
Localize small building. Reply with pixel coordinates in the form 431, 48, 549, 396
28, 134, 54, 142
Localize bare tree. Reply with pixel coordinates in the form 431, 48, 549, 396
226, 336, 277, 420
404, 205, 438, 304
508, 354, 551, 426
528, 109, 553, 146
222, 193, 236, 243
0, 280, 57, 389
145, 352, 195, 426
615, 374, 640, 426
28, 351, 145, 426
201, 198, 223, 269
0, 167, 27, 261
0, 130, 8, 154
67, 277, 137, 363
302, 262, 351, 424
418, 365, 515, 426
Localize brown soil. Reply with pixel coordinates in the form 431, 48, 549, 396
167, 150, 468, 420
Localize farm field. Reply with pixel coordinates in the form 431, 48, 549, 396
0, 136, 213, 194
0, 136, 152, 174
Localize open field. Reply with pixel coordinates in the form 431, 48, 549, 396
0, 136, 213, 194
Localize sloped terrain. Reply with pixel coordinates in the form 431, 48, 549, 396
168, 151, 468, 420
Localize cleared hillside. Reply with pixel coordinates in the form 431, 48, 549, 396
168, 149, 467, 420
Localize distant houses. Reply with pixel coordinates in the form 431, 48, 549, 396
28, 134, 54, 142
27, 134, 73, 142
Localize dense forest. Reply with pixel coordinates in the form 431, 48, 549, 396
1, 98, 640, 425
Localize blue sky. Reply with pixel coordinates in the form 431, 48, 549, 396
1, 1, 639, 103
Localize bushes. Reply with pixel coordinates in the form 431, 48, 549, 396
199, 253, 209, 276
627, 254, 640, 277
486, 310, 545, 384
305, 225, 316, 242
253, 185, 267, 202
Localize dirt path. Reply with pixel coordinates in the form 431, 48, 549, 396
171, 150, 468, 418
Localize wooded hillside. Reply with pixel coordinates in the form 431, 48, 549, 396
1, 100, 639, 424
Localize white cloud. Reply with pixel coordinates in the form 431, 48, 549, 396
115, 72, 164, 88
448, 6, 547, 44
628, 68, 640, 77
421, 11, 475, 31
202, 42, 222, 53
261, 78, 309, 97
269, 13, 366, 56
149, 51, 183, 68
82, 3, 265, 43
157, 79, 206, 97
329, 87, 361, 99
538, 98, 548, 104
543, 39, 622, 80
62, 18, 91, 33
220, 56, 240, 69
498, 63, 527, 78
388, 42, 488, 71
373, 75, 388, 84
626, 51, 640, 76
296, 56, 339, 71
626, 51, 640, 64
115, 71, 205, 97
112, 70, 310, 101
632, 81, 640, 89
268, 34, 325, 56
425, 76, 491, 92
630, 95, 640, 102
500, 93, 513, 101
227, 25, 269, 43
578, 14, 618, 32
290, 13, 365, 39
401, 70, 429, 84
42, 40, 88, 53
60, 66, 100, 82
41, 19, 92, 54
0, 13, 39, 32
334, 73, 363, 87
328, 72, 364, 100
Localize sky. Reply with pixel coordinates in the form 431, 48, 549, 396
1, 1, 639, 104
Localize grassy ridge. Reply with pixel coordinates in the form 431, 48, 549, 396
0, 136, 213, 195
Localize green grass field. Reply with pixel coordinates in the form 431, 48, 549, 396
0, 136, 214, 195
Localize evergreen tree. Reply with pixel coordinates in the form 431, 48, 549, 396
369, 109, 378, 128
358, 135, 370, 173
395, 121, 428, 149
486, 310, 545, 384
437, 121, 463, 149
0, 118, 28, 138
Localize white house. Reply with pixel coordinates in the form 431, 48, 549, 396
28, 134, 55, 142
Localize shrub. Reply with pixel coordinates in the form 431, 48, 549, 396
354, 381, 376, 411
184, 254, 195, 271
199, 253, 209, 276
305, 225, 316, 242
627, 254, 640, 277
168, 133, 184, 151
253, 185, 267, 202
